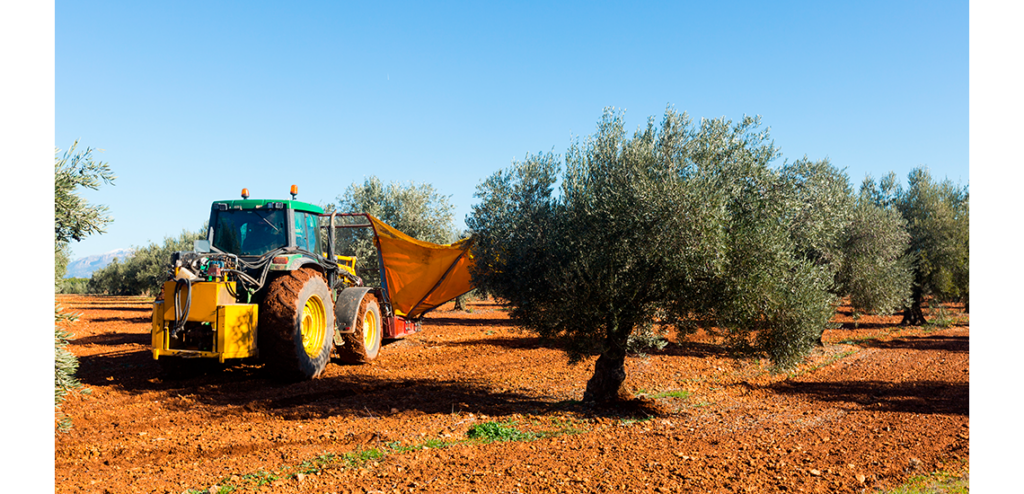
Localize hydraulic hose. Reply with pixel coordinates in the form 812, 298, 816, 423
171, 278, 193, 338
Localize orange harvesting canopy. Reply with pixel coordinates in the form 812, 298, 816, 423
366, 215, 475, 319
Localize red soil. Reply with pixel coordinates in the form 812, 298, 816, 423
55, 296, 968, 493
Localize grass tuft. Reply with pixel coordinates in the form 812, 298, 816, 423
466, 420, 535, 442
924, 304, 956, 329
882, 464, 968, 494
651, 389, 691, 400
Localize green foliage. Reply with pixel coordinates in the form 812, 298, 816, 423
88, 227, 206, 295
863, 168, 969, 323
640, 389, 691, 400
780, 157, 855, 279
55, 141, 115, 245
55, 305, 81, 432
466, 421, 534, 442
776, 159, 914, 320
883, 463, 969, 494
836, 198, 913, 314
469, 107, 841, 402
57, 277, 91, 295
925, 302, 956, 329
335, 176, 458, 285
626, 320, 669, 355
55, 140, 114, 431
56, 243, 72, 287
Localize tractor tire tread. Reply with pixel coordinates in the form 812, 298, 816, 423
260, 268, 334, 380
336, 294, 381, 364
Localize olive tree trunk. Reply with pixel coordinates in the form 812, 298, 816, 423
901, 286, 927, 326
582, 321, 632, 404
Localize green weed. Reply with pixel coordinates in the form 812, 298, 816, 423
385, 438, 456, 454
882, 465, 968, 494
466, 420, 535, 442
240, 470, 278, 487
651, 389, 690, 400
925, 304, 955, 329
346, 447, 385, 466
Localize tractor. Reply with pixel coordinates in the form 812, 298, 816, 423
151, 186, 474, 380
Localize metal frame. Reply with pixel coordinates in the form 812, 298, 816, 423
317, 212, 402, 336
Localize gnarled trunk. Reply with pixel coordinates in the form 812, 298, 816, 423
583, 320, 632, 404
901, 286, 927, 326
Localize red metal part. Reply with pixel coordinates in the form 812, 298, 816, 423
384, 315, 421, 339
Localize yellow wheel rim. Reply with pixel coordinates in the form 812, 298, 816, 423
300, 294, 327, 358
363, 306, 378, 350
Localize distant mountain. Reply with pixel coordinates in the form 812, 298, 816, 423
64, 249, 134, 279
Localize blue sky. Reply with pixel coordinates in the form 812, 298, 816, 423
57, 1, 967, 259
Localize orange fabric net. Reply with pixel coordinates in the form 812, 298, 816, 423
367, 215, 475, 319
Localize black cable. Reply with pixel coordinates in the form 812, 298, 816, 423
171, 277, 192, 338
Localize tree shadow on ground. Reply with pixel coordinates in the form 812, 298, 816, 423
76, 344, 673, 423
429, 335, 562, 352
835, 322, 899, 330
423, 317, 515, 328
648, 341, 738, 359
75, 348, 669, 422
771, 380, 967, 416
857, 335, 968, 353
86, 316, 152, 324
71, 332, 150, 347
433, 335, 748, 365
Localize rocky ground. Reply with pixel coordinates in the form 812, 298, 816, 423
55, 295, 968, 493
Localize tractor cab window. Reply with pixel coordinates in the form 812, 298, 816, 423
212, 209, 288, 256
293, 211, 321, 255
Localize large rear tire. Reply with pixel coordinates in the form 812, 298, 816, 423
261, 269, 335, 380
336, 294, 382, 364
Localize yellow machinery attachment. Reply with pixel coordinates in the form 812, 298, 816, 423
152, 280, 259, 362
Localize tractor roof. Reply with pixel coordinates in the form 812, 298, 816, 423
211, 199, 325, 214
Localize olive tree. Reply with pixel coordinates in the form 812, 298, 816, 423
55, 141, 115, 283
835, 195, 913, 316
469, 108, 837, 403
55, 141, 114, 430
779, 158, 854, 281
336, 177, 458, 286
780, 159, 915, 331
863, 169, 969, 325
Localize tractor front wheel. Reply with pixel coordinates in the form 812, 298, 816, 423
261, 269, 335, 380
336, 294, 382, 364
